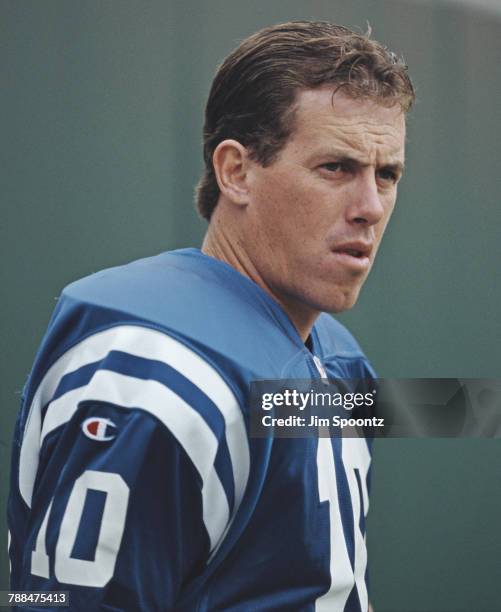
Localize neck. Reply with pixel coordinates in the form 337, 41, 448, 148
202, 212, 319, 343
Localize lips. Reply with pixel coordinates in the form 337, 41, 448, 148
332, 241, 373, 259
330, 241, 373, 271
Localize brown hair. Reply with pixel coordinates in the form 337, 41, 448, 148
196, 21, 415, 220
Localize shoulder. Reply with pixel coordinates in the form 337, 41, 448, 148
32, 250, 244, 382
17, 254, 252, 549
52, 249, 303, 378
62, 248, 234, 319
63, 246, 282, 315
21, 250, 252, 464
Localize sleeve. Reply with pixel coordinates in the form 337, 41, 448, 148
8, 322, 250, 611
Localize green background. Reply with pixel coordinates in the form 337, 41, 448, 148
2, 1, 500, 610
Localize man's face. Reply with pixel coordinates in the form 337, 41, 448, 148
244, 87, 406, 315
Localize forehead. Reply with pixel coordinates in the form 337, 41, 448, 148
288, 87, 406, 162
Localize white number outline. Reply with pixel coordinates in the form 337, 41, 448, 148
31, 470, 130, 587
312, 357, 371, 611
316, 436, 371, 612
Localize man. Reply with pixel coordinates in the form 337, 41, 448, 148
8, 21, 414, 611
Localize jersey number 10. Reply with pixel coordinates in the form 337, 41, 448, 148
31, 470, 129, 587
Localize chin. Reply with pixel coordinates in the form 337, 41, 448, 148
318, 286, 361, 314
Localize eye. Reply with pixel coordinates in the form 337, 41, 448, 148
321, 162, 343, 172
319, 162, 348, 176
377, 168, 399, 184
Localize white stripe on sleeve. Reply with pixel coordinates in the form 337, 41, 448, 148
19, 325, 250, 552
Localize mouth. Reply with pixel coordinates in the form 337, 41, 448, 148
331, 242, 373, 270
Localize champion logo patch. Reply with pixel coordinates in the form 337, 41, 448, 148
82, 417, 117, 442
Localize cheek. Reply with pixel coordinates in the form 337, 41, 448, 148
255, 176, 311, 226
251, 169, 333, 251
382, 198, 397, 227
373, 202, 396, 244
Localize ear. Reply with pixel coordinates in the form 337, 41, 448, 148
212, 139, 250, 206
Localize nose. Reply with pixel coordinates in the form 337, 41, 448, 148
345, 173, 385, 226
